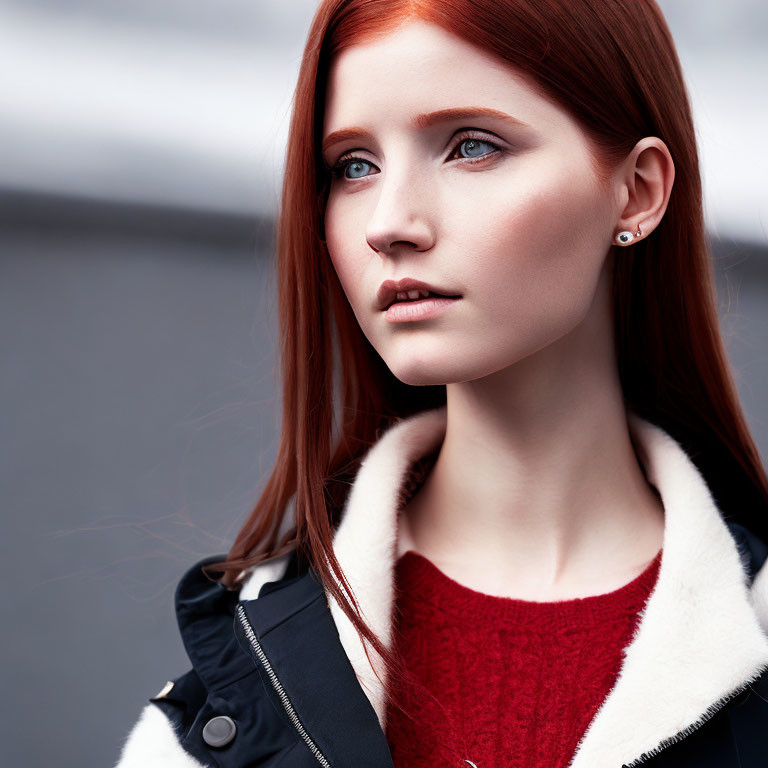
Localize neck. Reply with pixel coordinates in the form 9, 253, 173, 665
399, 343, 664, 602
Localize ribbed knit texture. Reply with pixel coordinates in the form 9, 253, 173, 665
385, 548, 663, 768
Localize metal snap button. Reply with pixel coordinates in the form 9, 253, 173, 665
202, 715, 237, 748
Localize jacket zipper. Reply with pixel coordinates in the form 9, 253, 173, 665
619, 666, 768, 767
238, 595, 765, 768
236, 602, 332, 768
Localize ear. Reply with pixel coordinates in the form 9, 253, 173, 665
613, 137, 675, 243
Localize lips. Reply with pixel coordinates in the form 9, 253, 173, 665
376, 277, 461, 311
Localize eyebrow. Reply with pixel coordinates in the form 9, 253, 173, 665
321, 106, 529, 157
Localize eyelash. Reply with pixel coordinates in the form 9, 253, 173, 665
329, 131, 504, 181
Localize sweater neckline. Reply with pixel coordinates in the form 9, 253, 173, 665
395, 548, 663, 625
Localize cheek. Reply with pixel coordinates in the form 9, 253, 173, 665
324, 199, 379, 334
325, 201, 362, 297
457, 159, 611, 337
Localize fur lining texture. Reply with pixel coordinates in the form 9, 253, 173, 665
751, 557, 768, 635
115, 703, 206, 768
238, 550, 293, 602
235, 405, 768, 767
324, 406, 448, 723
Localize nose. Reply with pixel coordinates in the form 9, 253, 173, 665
365, 167, 435, 255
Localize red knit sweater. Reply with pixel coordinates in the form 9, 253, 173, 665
385, 548, 663, 768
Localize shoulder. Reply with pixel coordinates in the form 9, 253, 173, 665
115, 551, 298, 767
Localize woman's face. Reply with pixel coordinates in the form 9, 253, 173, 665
322, 19, 619, 386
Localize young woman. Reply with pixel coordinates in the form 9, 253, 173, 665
116, 2, 768, 767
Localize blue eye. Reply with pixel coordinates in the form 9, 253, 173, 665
332, 157, 377, 180
329, 133, 502, 182
345, 159, 374, 179
457, 138, 497, 159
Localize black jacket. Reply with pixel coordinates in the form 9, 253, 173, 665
115, 407, 768, 767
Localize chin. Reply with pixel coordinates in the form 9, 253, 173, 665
386, 340, 545, 387
384, 355, 487, 387
392, 368, 448, 387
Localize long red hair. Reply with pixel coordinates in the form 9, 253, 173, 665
206, 0, 768, 728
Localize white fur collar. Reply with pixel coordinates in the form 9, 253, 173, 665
120, 406, 768, 768
242, 404, 768, 768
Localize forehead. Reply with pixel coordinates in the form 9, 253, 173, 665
322, 19, 562, 136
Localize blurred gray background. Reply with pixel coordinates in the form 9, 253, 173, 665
1, 1, 766, 766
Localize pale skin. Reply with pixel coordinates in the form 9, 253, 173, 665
322, 20, 675, 601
